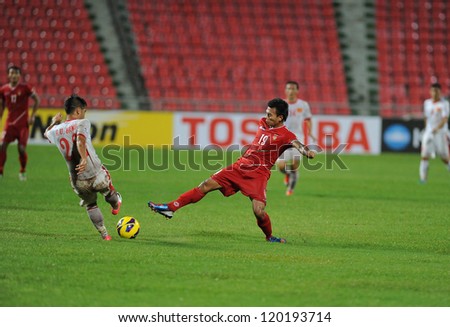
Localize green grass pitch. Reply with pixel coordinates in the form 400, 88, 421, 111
0, 145, 449, 307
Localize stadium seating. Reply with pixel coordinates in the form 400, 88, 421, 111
127, 0, 351, 114
376, 0, 450, 117
5, 0, 450, 116
0, 0, 120, 109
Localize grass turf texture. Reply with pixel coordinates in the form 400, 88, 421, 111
0, 145, 449, 307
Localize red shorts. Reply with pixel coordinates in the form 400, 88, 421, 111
1, 125, 29, 146
211, 162, 270, 204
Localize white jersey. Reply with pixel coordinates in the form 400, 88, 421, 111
46, 119, 103, 180
423, 98, 449, 134
284, 98, 312, 142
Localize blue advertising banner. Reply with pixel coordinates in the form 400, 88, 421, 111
381, 119, 424, 153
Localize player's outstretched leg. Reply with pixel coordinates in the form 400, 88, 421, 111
86, 203, 111, 240
148, 201, 174, 219
148, 186, 207, 219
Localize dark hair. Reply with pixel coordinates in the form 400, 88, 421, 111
286, 80, 299, 89
7, 65, 21, 74
431, 83, 441, 89
267, 98, 289, 122
64, 94, 87, 114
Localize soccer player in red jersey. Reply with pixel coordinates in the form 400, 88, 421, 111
0, 66, 40, 180
148, 98, 316, 243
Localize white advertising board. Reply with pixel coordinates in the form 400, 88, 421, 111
173, 113, 381, 154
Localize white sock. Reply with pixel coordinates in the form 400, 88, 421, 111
419, 160, 429, 181
87, 205, 108, 237
288, 170, 299, 191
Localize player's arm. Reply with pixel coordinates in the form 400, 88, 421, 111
44, 112, 62, 139
433, 101, 449, 133
75, 134, 88, 174
432, 116, 448, 133
29, 91, 40, 125
304, 118, 316, 142
423, 101, 428, 130
291, 139, 315, 158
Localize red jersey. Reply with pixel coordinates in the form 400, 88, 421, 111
0, 83, 35, 128
237, 117, 297, 177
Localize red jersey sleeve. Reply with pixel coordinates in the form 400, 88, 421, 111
286, 129, 297, 143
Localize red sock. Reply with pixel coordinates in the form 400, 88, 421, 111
19, 152, 28, 173
256, 212, 272, 239
0, 149, 6, 174
168, 187, 205, 211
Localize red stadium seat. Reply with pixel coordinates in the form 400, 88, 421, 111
127, 0, 350, 114
0, 0, 120, 109
376, 0, 450, 117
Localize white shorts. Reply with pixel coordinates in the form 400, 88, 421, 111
277, 147, 302, 163
421, 131, 449, 159
70, 167, 114, 207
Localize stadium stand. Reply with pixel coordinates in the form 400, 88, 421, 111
0, 0, 120, 109
127, 0, 351, 114
3, 0, 450, 116
376, 0, 450, 117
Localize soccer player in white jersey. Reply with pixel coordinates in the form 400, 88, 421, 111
276, 81, 316, 196
44, 95, 122, 240
419, 83, 450, 183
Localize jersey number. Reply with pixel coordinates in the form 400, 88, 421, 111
59, 134, 77, 161
10, 95, 17, 103
258, 134, 269, 145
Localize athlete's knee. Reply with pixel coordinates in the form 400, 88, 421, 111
198, 178, 219, 193
18, 145, 26, 154
104, 189, 117, 201
252, 202, 266, 219
86, 202, 98, 210
291, 160, 301, 170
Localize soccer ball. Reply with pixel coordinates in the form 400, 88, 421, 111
116, 216, 140, 239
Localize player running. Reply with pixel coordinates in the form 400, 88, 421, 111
148, 98, 316, 243
44, 94, 122, 240
0, 65, 40, 180
277, 81, 316, 196
419, 83, 450, 183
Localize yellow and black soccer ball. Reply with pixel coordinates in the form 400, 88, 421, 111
116, 216, 140, 239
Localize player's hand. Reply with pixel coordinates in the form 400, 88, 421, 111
52, 113, 62, 125
28, 115, 35, 125
306, 150, 316, 159
76, 158, 87, 174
